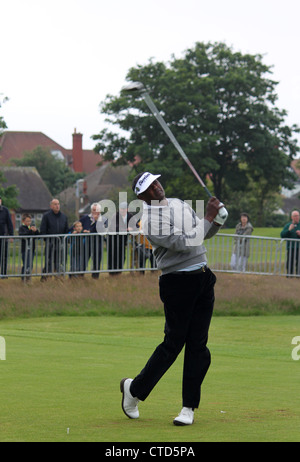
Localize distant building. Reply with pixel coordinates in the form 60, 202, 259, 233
0, 129, 103, 174
0, 166, 52, 229
59, 163, 131, 218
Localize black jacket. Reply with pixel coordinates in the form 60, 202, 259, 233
0, 206, 14, 236
79, 214, 108, 233
40, 210, 69, 235
18, 225, 40, 253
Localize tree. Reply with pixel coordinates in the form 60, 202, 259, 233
11, 146, 83, 196
92, 42, 299, 220
0, 95, 19, 208
0, 171, 19, 209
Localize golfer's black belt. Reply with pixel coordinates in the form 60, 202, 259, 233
173, 265, 208, 275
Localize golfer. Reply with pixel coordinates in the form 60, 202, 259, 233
120, 172, 227, 425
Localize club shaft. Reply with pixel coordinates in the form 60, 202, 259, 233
142, 92, 212, 198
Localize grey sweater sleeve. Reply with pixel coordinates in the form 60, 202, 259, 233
141, 199, 221, 274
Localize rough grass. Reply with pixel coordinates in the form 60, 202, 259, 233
0, 271, 299, 319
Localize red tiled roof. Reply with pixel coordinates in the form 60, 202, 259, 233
82, 149, 103, 174
62, 148, 103, 174
291, 159, 300, 178
0, 131, 102, 174
0, 131, 69, 163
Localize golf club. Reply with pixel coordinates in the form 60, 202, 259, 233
122, 81, 228, 221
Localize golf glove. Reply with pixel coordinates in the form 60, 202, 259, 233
214, 204, 228, 226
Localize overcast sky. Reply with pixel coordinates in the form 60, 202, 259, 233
1, 0, 300, 150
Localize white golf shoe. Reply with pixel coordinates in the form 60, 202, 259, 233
173, 407, 194, 426
120, 378, 140, 419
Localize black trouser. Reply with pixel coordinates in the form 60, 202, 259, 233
130, 267, 216, 409
286, 245, 299, 275
43, 238, 64, 274
0, 239, 9, 276
107, 235, 127, 273
21, 248, 35, 277
83, 235, 103, 278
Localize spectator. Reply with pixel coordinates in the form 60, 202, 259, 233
80, 203, 108, 279
107, 202, 137, 275
230, 213, 253, 272
0, 196, 14, 278
18, 213, 40, 281
40, 198, 68, 280
68, 220, 84, 278
280, 210, 300, 276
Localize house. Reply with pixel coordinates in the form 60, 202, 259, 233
0, 129, 103, 174
0, 166, 52, 229
59, 163, 131, 219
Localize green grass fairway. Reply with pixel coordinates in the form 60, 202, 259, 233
220, 227, 282, 238
0, 315, 299, 442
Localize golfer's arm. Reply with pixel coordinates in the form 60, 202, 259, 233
203, 220, 220, 240
147, 219, 212, 252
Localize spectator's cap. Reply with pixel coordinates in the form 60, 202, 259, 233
134, 172, 161, 196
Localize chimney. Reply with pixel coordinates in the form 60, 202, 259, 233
72, 128, 83, 172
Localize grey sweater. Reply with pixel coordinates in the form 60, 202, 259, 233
141, 198, 220, 274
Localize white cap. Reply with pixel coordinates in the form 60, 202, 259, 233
134, 172, 161, 195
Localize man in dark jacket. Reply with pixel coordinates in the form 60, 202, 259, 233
40, 199, 68, 279
280, 210, 300, 275
0, 196, 14, 277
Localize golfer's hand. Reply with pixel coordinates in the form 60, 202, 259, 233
205, 197, 221, 223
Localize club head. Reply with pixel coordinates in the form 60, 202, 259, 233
121, 81, 145, 93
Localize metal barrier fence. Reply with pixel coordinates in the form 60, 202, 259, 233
0, 233, 299, 279
205, 234, 300, 277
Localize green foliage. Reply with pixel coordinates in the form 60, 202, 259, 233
0, 96, 19, 208
11, 146, 83, 196
92, 42, 300, 222
0, 170, 19, 209
225, 168, 287, 227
